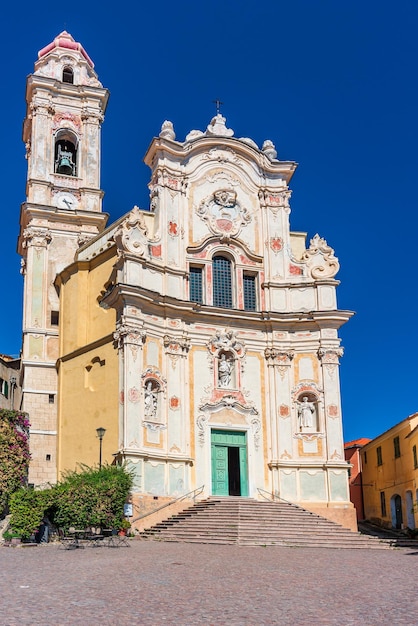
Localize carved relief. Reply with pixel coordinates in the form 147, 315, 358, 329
196, 189, 251, 239
207, 329, 246, 359
302, 234, 340, 279
201, 147, 242, 165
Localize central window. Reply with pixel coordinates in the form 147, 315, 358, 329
213, 255, 232, 308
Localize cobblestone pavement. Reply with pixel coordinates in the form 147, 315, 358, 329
1, 540, 418, 625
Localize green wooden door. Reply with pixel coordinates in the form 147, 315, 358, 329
211, 430, 248, 497
211, 443, 229, 495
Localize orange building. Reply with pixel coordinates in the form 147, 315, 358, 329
344, 438, 371, 521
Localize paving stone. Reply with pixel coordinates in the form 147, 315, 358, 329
1, 541, 417, 625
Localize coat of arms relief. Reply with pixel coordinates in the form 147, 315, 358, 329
196, 189, 251, 239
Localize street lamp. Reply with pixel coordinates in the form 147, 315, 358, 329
96, 427, 106, 469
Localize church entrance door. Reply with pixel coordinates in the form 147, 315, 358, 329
211, 430, 248, 497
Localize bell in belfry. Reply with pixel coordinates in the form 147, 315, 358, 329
56, 144, 75, 175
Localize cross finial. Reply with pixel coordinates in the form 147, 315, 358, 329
213, 99, 224, 115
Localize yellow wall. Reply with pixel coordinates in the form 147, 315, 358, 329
56, 249, 119, 477
361, 414, 418, 528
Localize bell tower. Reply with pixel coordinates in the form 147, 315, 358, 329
17, 32, 109, 485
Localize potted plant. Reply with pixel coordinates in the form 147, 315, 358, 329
118, 519, 131, 536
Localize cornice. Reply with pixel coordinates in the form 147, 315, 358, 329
100, 282, 354, 330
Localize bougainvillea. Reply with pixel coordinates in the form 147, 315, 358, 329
0, 410, 31, 513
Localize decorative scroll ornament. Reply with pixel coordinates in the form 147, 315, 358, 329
197, 396, 259, 447
291, 381, 322, 402
113, 206, 150, 257
302, 233, 340, 279
197, 189, 251, 239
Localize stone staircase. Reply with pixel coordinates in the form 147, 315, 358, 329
138, 497, 392, 549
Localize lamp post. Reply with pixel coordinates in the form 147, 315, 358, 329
96, 427, 106, 469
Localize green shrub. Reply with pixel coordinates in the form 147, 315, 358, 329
8, 464, 133, 537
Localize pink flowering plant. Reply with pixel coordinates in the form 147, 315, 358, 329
0, 410, 31, 513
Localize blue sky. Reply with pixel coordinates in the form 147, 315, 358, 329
2, 1, 417, 442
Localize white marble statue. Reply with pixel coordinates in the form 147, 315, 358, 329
144, 381, 158, 419
298, 396, 316, 429
218, 353, 233, 388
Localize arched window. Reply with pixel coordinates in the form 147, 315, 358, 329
213, 255, 232, 308
62, 66, 74, 84
54, 129, 78, 176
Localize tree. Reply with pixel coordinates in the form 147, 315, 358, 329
0, 410, 30, 513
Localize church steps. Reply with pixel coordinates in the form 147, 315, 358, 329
139, 497, 391, 549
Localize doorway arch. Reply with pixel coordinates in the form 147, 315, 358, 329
391, 494, 403, 529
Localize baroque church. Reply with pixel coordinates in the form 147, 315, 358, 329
18, 32, 356, 530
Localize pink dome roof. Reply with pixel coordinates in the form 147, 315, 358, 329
38, 31, 94, 68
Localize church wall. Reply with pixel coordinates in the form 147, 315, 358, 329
59, 252, 116, 356
57, 339, 118, 477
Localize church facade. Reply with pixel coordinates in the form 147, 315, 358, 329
19, 33, 356, 529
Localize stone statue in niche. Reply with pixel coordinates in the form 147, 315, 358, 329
218, 353, 233, 388
144, 381, 158, 420
297, 396, 316, 431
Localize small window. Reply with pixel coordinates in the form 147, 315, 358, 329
51, 311, 59, 326
0, 378, 8, 398
49, 394, 55, 404
62, 67, 74, 84
394, 436, 401, 459
46, 454, 51, 462
380, 491, 386, 517
413, 445, 417, 469
363, 451, 368, 464
243, 273, 257, 311
189, 266, 203, 303
377, 446, 383, 466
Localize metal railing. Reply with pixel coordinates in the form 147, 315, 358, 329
131, 485, 205, 524
257, 487, 314, 513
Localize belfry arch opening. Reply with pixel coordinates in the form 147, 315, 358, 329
62, 66, 74, 84
54, 129, 78, 176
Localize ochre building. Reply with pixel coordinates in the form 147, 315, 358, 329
18, 32, 356, 530
361, 414, 418, 530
